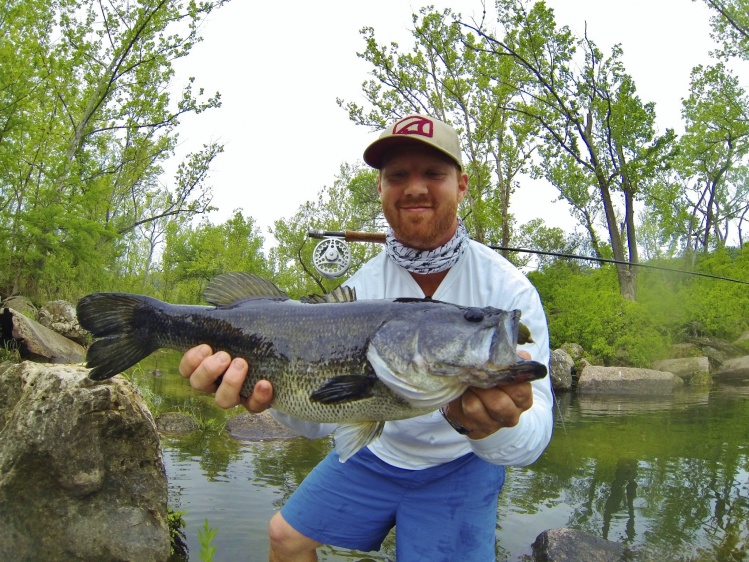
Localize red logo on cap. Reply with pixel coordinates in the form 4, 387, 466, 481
392, 116, 434, 138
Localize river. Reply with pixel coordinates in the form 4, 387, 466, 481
132, 353, 749, 561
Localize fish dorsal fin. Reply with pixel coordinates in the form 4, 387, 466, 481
301, 285, 357, 304
203, 272, 288, 306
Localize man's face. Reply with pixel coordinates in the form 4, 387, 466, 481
378, 143, 468, 251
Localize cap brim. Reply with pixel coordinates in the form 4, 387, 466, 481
363, 136, 461, 170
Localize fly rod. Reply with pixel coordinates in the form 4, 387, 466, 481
308, 229, 749, 285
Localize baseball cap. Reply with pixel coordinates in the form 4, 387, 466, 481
363, 114, 463, 170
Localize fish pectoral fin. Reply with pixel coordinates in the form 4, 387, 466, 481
334, 421, 385, 463
308, 375, 377, 404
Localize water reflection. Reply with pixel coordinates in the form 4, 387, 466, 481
133, 354, 749, 561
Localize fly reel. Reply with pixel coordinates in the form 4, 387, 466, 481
312, 237, 352, 279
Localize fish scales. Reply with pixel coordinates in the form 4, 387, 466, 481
76, 272, 548, 461
131, 298, 434, 422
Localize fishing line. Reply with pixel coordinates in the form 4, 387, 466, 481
489, 246, 749, 285
308, 230, 749, 285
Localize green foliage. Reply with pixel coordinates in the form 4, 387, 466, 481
160, 211, 271, 303
0, 0, 225, 301
0, 341, 21, 364
339, 6, 540, 247
167, 508, 188, 556
530, 245, 749, 366
531, 265, 670, 366
703, 0, 749, 60
198, 518, 217, 562
269, 163, 382, 298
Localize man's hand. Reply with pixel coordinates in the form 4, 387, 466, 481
178, 344, 273, 413
442, 350, 535, 440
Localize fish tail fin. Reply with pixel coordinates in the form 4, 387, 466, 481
333, 421, 385, 463
77, 293, 158, 381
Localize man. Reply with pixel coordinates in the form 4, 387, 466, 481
180, 114, 554, 561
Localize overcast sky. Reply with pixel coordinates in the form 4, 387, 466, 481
168, 0, 724, 243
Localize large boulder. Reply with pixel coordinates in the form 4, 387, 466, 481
652, 356, 711, 386
1, 307, 85, 363
686, 336, 746, 369
577, 365, 684, 394
0, 361, 169, 562
1, 295, 37, 318
713, 356, 749, 382
559, 342, 585, 361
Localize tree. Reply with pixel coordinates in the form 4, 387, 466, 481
160, 210, 270, 303
514, 218, 585, 271
701, 0, 749, 59
0, 0, 226, 300
462, 0, 675, 301
339, 6, 540, 253
678, 63, 749, 251
269, 164, 382, 298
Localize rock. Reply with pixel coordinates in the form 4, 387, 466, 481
1, 296, 38, 318
155, 411, 199, 434
532, 528, 636, 561
685, 336, 746, 369
226, 411, 301, 441
670, 343, 701, 358
652, 357, 711, 386
560, 342, 585, 361
713, 355, 749, 382
1, 307, 85, 363
577, 365, 684, 394
0, 362, 169, 562
735, 331, 749, 347
550, 348, 574, 391
38, 299, 89, 345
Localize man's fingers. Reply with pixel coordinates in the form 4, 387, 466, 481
178, 344, 213, 378
245, 380, 273, 413
186, 350, 231, 393
214, 358, 249, 409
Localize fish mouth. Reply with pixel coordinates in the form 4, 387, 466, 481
488, 313, 519, 364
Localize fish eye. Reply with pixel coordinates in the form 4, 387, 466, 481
464, 308, 484, 322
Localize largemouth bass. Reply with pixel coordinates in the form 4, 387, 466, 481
76, 272, 547, 461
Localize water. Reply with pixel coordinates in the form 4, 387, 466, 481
133, 352, 749, 561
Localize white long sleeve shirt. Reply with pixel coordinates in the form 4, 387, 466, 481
272, 240, 554, 469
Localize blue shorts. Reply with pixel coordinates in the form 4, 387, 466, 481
280, 447, 505, 561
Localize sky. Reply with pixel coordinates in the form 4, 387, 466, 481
167, 0, 724, 244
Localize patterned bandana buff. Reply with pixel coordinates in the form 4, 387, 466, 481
385, 220, 470, 274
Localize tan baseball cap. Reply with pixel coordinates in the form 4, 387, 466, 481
363, 114, 463, 170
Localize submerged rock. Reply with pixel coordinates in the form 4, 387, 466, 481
226, 410, 301, 441
532, 528, 638, 561
0, 362, 169, 562
155, 411, 199, 434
